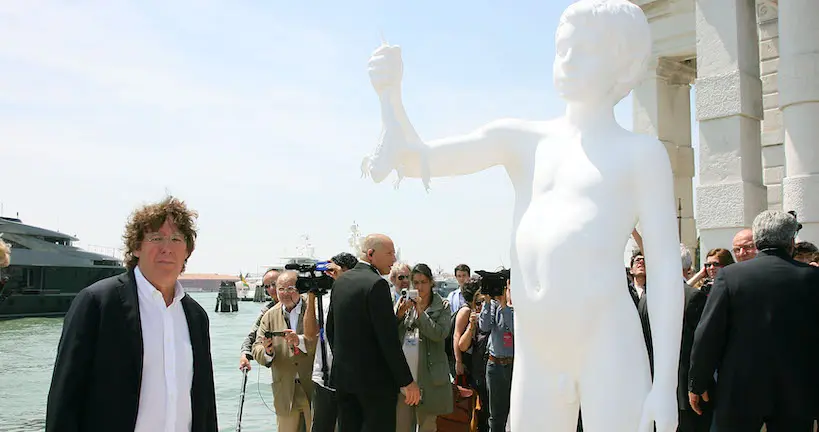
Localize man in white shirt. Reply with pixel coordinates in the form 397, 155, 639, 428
252, 270, 316, 432
304, 252, 357, 432
46, 196, 218, 432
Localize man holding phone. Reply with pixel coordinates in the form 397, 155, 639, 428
252, 270, 317, 432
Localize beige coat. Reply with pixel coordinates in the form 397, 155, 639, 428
252, 295, 317, 415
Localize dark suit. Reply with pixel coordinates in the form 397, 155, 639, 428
327, 262, 413, 431
688, 249, 819, 431
46, 269, 218, 432
677, 284, 710, 431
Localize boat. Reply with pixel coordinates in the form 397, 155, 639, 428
0, 216, 126, 319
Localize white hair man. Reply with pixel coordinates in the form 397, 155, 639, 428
689, 211, 819, 430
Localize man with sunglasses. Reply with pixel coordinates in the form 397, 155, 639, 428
252, 271, 317, 432
239, 269, 280, 371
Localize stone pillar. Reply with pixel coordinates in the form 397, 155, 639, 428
694, 0, 767, 261
633, 57, 697, 253
757, 0, 785, 211
779, 0, 819, 243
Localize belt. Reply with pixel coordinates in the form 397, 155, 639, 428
489, 355, 514, 365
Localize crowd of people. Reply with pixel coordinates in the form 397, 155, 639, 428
40, 195, 819, 432
240, 234, 517, 432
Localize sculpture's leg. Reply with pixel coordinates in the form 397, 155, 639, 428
577, 299, 651, 431
508, 325, 580, 431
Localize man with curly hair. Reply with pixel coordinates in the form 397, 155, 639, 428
46, 196, 218, 432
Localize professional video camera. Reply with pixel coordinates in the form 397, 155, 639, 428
475, 268, 510, 297
284, 262, 334, 295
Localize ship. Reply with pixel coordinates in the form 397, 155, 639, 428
0, 216, 126, 320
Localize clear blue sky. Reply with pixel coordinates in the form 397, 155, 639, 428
0, 0, 698, 274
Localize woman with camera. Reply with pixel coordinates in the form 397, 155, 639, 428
394, 263, 453, 432
454, 276, 490, 432
478, 276, 514, 432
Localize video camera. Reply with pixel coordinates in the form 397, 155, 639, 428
475, 268, 510, 298
284, 262, 334, 295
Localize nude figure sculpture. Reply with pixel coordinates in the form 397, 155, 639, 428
361, 1, 683, 431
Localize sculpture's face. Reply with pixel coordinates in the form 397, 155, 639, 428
553, 19, 617, 103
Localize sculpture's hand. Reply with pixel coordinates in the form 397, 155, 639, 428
368, 44, 403, 95
638, 386, 678, 432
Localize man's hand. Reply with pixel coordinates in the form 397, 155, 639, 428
283, 329, 300, 348
368, 44, 403, 95
401, 381, 421, 406
455, 361, 465, 376
639, 386, 678, 432
262, 337, 274, 356
239, 355, 251, 371
688, 391, 709, 415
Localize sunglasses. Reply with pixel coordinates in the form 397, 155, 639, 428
704, 262, 722, 268
397, 275, 409, 281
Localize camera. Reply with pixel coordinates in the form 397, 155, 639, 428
285, 262, 334, 295
475, 268, 510, 297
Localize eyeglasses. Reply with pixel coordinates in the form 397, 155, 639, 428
704, 262, 723, 268
262, 284, 274, 289
732, 245, 756, 254
144, 233, 185, 245
397, 275, 409, 281
277, 286, 298, 293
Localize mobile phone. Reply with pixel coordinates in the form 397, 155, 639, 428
407, 289, 419, 301
264, 331, 287, 338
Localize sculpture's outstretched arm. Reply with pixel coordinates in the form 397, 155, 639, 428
363, 44, 526, 190
635, 137, 684, 432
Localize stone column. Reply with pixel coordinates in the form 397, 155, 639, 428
694, 0, 767, 260
779, 0, 819, 243
633, 57, 697, 253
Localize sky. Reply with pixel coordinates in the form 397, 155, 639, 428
1, 0, 699, 275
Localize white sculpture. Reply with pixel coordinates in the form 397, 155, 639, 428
362, 1, 683, 430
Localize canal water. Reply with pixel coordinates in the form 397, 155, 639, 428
0, 292, 281, 431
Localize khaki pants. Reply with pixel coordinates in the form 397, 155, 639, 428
396, 395, 437, 432
276, 385, 312, 432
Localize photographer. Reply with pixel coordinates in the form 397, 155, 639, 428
454, 276, 490, 432
303, 252, 357, 432
478, 272, 514, 432
394, 263, 454, 431
252, 270, 317, 432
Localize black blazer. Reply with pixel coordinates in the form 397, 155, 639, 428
677, 283, 707, 410
636, 282, 707, 407
688, 249, 819, 424
45, 269, 218, 432
327, 262, 413, 395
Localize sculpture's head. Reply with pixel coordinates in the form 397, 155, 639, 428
553, 0, 651, 106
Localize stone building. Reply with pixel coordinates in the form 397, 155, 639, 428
631, 0, 818, 260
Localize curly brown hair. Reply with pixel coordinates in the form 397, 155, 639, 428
122, 196, 198, 271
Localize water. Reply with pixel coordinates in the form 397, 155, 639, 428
0, 292, 280, 431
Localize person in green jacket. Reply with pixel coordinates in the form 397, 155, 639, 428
394, 263, 454, 431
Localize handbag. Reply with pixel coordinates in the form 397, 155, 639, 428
436, 375, 475, 432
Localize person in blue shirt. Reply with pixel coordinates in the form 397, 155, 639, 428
446, 264, 472, 313
479, 276, 514, 432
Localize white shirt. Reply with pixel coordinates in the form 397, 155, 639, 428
311, 292, 334, 387
133, 266, 193, 432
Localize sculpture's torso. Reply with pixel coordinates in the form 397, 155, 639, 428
509, 120, 646, 367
